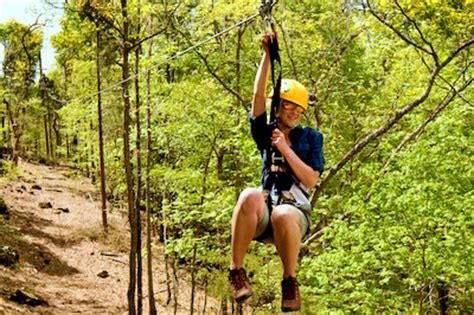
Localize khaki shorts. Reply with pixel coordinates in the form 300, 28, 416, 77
253, 203, 309, 242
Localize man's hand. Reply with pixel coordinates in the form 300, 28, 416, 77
261, 31, 276, 55
271, 129, 289, 153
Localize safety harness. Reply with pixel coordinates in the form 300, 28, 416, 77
257, 0, 297, 241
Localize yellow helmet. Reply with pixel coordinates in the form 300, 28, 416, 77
280, 79, 309, 111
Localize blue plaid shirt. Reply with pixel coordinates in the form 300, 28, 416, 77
249, 112, 325, 187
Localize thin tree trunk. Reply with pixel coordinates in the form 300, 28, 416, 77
236, 303, 242, 315
202, 280, 208, 315
172, 254, 179, 315
134, 37, 144, 315
39, 52, 50, 160
34, 138, 39, 160
190, 244, 197, 315
121, 0, 137, 314
235, 26, 244, 108
1, 115, 5, 149
134, 3, 143, 312
53, 113, 61, 146
3, 99, 20, 164
95, 22, 108, 234
44, 115, 50, 158
89, 120, 96, 182
419, 291, 423, 314
220, 298, 227, 315
165, 253, 172, 305
164, 210, 172, 305
145, 45, 157, 314
233, 27, 244, 200
437, 281, 449, 315
47, 106, 53, 159
66, 134, 70, 161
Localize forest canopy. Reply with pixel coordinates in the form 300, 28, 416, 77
1, 0, 472, 313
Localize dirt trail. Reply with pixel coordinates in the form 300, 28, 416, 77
0, 160, 218, 314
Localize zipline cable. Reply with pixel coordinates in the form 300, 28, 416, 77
50, 8, 274, 105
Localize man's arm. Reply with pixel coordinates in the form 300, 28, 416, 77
251, 34, 273, 118
272, 129, 321, 189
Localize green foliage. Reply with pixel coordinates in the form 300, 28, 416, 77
0, 20, 43, 89
2, 0, 472, 312
0, 160, 17, 179
301, 105, 473, 312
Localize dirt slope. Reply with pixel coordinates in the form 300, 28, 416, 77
0, 160, 218, 314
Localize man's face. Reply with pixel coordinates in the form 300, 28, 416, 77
278, 100, 304, 128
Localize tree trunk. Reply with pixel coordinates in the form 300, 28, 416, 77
163, 210, 172, 305
53, 113, 61, 147
3, 99, 20, 164
47, 106, 53, 158
235, 26, 243, 108
39, 52, 50, 160
190, 244, 197, 315
202, 280, 208, 315
89, 118, 96, 182
145, 45, 157, 315
172, 254, 179, 315
44, 115, 50, 158
95, 22, 108, 234
219, 298, 227, 315
66, 134, 70, 161
134, 4, 144, 313
121, 1, 137, 314
134, 36, 143, 315
1, 115, 5, 149
437, 282, 449, 315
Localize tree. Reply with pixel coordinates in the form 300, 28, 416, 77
0, 20, 43, 162
26, 0, 473, 312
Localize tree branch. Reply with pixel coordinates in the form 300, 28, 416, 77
276, 20, 299, 81
393, 0, 438, 64
305, 80, 473, 247
129, 1, 182, 50
20, 17, 43, 81
311, 36, 473, 205
439, 37, 474, 69
308, 29, 363, 128
366, 0, 433, 56
312, 66, 437, 205
171, 20, 247, 106
313, 29, 364, 91
381, 77, 472, 172
417, 47, 473, 107
303, 211, 352, 247
437, 62, 473, 107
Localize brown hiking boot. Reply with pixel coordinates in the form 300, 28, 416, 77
228, 268, 252, 303
281, 276, 301, 312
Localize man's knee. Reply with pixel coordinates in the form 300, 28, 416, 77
271, 205, 299, 227
236, 188, 264, 216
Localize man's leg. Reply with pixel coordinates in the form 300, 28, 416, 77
229, 188, 265, 303
271, 205, 304, 312
271, 204, 302, 277
230, 188, 265, 269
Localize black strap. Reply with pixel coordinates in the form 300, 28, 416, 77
262, 33, 287, 193
268, 33, 281, 128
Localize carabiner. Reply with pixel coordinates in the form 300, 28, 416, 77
259, 0, 275, 34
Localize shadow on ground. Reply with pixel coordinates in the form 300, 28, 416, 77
0, 209, 79, 276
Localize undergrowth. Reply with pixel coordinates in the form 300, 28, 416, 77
76, 218, 129, 253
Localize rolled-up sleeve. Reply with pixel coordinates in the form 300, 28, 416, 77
248, 112, 270, 152
308, 130, 325, 174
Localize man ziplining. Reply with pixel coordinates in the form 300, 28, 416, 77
228, 29, 325, 312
